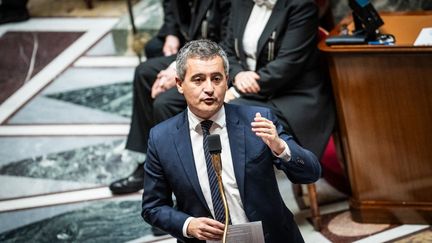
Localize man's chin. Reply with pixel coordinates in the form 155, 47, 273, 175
193, 104, 222, 118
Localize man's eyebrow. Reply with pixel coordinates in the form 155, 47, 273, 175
190, 72, 223, 78
190, 73, 205, 79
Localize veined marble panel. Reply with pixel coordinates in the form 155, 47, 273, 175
41, 67, 135, 94
45, 82, 132, 118
0, 137, 144, 199
8, 96, 130, 124
0, 198, 153, 242
0, 31, 83, 104
0, 18, 117, 124
8, 67, 134, 124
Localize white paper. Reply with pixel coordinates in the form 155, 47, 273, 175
414, 27, 432, 46
207, 221, 265, 243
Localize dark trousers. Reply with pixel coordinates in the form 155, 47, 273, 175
0, 0, 29, 24
0, 0, 28, 8
144, 36, 165, 59
125, 55, 186, 154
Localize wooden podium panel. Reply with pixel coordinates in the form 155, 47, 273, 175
319, 12, 432, 224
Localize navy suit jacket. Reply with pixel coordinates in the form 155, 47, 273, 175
142, 104, 321, 243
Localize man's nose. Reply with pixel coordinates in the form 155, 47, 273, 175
203, 78, 214, 92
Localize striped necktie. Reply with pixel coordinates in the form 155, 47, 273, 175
201, 120, 226, 223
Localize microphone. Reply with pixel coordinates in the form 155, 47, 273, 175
207, 134, 229, 243
208, 134, 222, 175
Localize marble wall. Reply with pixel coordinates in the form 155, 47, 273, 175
330, 0, 432, 23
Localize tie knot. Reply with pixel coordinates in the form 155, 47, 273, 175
201, 120, 213, 135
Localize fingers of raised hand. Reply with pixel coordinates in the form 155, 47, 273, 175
251, 114, 276, 139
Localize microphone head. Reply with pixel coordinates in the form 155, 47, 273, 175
208, 134, 222, 154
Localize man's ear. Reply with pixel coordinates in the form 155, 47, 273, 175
225, 75, 229, 90
176, 77, 183, 94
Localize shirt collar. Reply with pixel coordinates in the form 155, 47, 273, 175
253, 0, 277, 9
188, 105, 226, 132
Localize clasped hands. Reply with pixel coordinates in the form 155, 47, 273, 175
224, 71, 260, 103
151, 66, 177, 98
150, 35, 180, 98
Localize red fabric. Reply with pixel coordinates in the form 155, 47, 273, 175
321, 136, 351, 195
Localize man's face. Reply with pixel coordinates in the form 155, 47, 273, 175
176, 56, 228, 119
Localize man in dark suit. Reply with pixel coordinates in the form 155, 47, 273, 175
142, 39, 321, 242
109, 0, 230, 194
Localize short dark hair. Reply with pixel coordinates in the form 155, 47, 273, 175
176, 39, 229, 81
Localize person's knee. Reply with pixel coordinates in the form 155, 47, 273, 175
153, 94, 169, 112
144, 37, 164, 59
152, 90, 183, 123
134, 62, 151, 80
133, 63, 153, 91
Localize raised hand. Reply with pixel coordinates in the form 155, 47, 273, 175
251, 112, 285, 155
163, 35, 180, 56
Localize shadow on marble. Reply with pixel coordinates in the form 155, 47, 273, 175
0, 198, 153, 242
0, 137, 144, 199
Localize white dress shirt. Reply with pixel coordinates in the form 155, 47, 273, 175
243, 3, 273, 71
182, 106, 291, 237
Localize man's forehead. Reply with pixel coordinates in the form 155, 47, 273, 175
185, 56, 225, 74
186, 55, 222, 64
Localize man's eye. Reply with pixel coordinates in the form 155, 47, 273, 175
213, 76, 222, 82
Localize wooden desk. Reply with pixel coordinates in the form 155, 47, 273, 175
319, 12, 432, 224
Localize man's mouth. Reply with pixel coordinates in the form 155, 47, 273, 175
203, 97, 216, 104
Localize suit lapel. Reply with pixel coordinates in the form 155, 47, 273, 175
225, 105, 246, 201
235, 0, 255, 64
174, 112, 210, 212
256, 0, 287, 59
189, 0, 212, 39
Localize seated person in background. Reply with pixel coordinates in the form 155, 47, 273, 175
0, 0, 29, 25
109, 0, 230, 194
154, 0, 336, 159
222, 0, 335, 158
142, 39, 321, 243
143, 0, 180, 59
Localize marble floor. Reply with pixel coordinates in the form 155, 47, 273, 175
0, 1, 430, 242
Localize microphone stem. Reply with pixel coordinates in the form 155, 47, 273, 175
211, 154, 230, 243
216, 174, 229, 243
